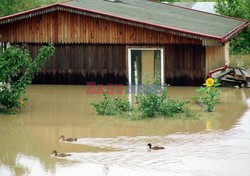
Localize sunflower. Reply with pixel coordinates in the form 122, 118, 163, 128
205, 78, 214, 87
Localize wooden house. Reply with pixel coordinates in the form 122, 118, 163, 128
0, 0, 248, 85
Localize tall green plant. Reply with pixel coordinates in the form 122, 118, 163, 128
194, 78, 221, 112
0, 44, 55, 112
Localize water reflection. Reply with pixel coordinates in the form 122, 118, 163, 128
230, 54, 250, 69
0, 83, 250, 175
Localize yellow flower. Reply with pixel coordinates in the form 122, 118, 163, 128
206, 78, 214, 87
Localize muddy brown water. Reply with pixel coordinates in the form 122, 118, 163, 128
0, 55, 250, 176
230, 54, 250, 69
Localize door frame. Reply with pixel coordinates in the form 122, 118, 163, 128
127, 47, 164, 84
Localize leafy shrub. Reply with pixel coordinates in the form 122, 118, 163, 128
0, 44, 55, 112
91, 94, 116, 115
136, 84, 189, 118
161, 98, 189, 117
91, 93, 133, 116
91, 82, 190, 120
113, 98, 133, 112
136, 84, 166, 117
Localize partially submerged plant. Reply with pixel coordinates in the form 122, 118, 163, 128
91, 93, 133, 116
136, 84, 166, 117
0, 44, 55, 113
195, 78, 221, 112
91, 73, 190, 120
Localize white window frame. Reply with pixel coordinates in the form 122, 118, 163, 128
128, 48, 164, 85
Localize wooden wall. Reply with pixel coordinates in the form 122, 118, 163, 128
165, 44, 205, 86
205, 45, 227, 77
29, 44, 127, 84
25, 43, 205, 86
0, 11, 201, 45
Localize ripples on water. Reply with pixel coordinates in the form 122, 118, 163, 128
1, 70, 250, 176
3, 121, 250, 176
66, 123, 250, 176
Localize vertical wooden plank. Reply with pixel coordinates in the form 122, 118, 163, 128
53, 11, 58, 43
77, 14, 80, 43
57, 12, 61, 43
64, 12, 68, 43
80, 15, 84, 43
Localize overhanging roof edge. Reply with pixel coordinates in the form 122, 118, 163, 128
0, 2, 247, 44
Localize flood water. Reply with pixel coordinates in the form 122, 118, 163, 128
230, 54, 250, 70
0, 54, 250, 176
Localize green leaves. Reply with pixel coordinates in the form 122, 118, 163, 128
136, 85, 166, 117
215, 0, 250, 54
195, 79, 221, 112
91, 73, 190, 120
136, 85, 189, 118
0, 44, 55, 112
0, 0, 62, 17
161, 98, 189, 117
91, 93, 132, 116
91, 84, 189, 120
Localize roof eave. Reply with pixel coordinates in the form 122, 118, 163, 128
159, 1, 248, 23
0, 3, 61, 22
59, 3, 222, 40
0, 3, 223, 41
220, 22, 249, 44
0, 2, 247, 44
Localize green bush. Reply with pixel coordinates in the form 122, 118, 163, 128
91, 93, 133, 116
0, 44, 55, 112
136, 84, 189, 118
161, 98, 189, 116
136, 84, 166, 117
91, 75, 190, 120
113, 98, 133, 112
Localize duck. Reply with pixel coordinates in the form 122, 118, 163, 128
51, 150, 71, 157
147, 143, 164, 150
59, 135, 77, 142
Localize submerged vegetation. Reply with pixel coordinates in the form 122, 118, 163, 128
91, 75, 222, 120
194, 78, 221, 112
91, 74, 190, 120
91, 86, 190, 120
0, 44, 55, 113
91, 94, 133, 116
135, 84, 189, 118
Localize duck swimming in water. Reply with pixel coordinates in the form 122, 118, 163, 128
147, 143, 164, 150
59, 135, 77, 142
51, 150, 71, 157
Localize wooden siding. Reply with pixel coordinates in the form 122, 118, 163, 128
0, 11, 201, 45
25, 44, 205, 86
29, 44, 127, 84
205, 45, 227, 77
165, 45, 206, 86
